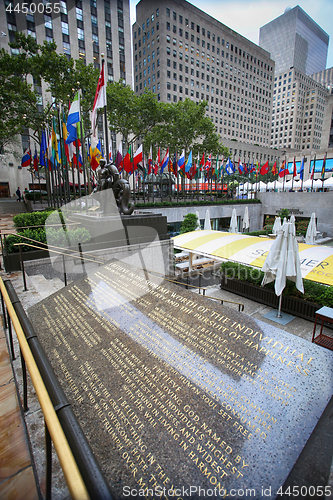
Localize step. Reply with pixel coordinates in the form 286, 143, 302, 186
28, 275, 64, 299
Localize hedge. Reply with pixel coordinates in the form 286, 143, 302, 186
135, 198, 260, 209
7, 209, 90, 253
219, 261, 333, 307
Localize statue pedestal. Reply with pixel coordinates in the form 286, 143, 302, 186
68, 211, 168, 247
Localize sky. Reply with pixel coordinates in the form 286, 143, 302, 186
130, 0, 333, 70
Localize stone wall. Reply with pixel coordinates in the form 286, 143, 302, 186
258, 191, 333, 236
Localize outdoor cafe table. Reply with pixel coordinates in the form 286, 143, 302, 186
312, 306, 333, 351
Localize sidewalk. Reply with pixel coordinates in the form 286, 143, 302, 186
0, 314, 39, 499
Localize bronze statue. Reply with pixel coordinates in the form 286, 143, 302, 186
94, 159, 134, 215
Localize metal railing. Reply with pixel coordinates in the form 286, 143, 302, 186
0, 279, 113, 500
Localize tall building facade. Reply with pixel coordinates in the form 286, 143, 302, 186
0, 0, 132, 150
310, 67, 333, 149
132, 0, 275, 149
259, 5, 329, 76
271, 67, 330, 150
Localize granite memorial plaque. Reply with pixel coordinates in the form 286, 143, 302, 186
29, 261, 333, 499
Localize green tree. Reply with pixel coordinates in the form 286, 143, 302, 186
0, 32, 100, 151
145, 99, 228, 158
180, 213, 198, 234
106, 82, 161, 149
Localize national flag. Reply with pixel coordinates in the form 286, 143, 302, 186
115, 141, 123, 171
204, 154, 212, 171
310, 155, 316, 180
278, 160, 289, 178
321, 153, 326, 180
272, 160, 277, 176
172, 151, 177, 176
199, 152, 205, 169
33, 145, 38, 171
160, 148, 169, 173
300, 158, 304, 181
148, 146, 153, 175
256, 161, 260, 174
225, 157, 234, 174
73, 153, 83, 169
185, 150, 192, 174
177, 150, 185, 171
260, 160, 269, 176
66, 92, 80, 144
293, 157, 297, 177
90, 140, 102, 171
21, 148, 31, 168
123, 144, 133, 173
51, 117, 59, 162
153, 147, 161, 175
133, 144, 143, 169
40, 131, 47, 167
238, 158, 244, 174
109, 141, 113, 162
249, 162, 256, 173
91, 62, 107, 141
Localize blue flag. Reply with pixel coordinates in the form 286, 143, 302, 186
66, 92, 80, 145
225, 157, 234, 175
300, 158, 304, 181
40, 130, 47, 166
185, 151, 192, 173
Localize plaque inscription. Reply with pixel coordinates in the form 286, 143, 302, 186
29, 261, 333, 499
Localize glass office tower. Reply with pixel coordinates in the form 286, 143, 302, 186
259, 6, 329, 76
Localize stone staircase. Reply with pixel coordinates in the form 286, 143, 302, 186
6, 271, 66, 311
0, 199, 27, 215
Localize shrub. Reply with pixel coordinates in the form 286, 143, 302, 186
219, 261, 332, 306
13, 210, 56, 229
5, 228, 47, 253
180, 213, 198, 234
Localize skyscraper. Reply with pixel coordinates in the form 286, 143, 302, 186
259, 5, 329, 76
133, 0, 275, 149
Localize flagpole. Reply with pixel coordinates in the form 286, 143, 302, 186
143, 151, 146, 204
57, 106, 66, 204
283, 156, 286, 193
132, 145, 136, 205
311, 154, 315, 192
176, 150, 179, 203
168, 150, 172, 202
62, 107, 71, 203
101, 55, 109, 166
78, 101, 88, 199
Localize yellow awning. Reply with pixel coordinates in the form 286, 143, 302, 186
173, 230, 333, 286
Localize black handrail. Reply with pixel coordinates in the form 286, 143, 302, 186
4, 280, 113, 500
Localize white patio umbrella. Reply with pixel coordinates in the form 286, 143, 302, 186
289, 214, 295, 225
272, 216, 281, 235
324, 177, 333, 189
305, 213, 317, 244
229, 208, 238, 233
261, 222, 304, 317
303, 178, 322, 189
204, 209, 211, 230
195, 210, 201, 230
242, 206, 249, 231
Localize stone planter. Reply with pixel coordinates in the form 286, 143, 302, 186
3, 249, 49, 273
220, 275, 320, 322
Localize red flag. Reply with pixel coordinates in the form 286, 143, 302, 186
148, 145, 153, 175
133, 145, 143, 169
199, 152, 205, 169
153, 147, 160, 175
260, 160, 269, 176
272, 160, 277, 175
293, 157, 297, 177
91, 62, 107, 140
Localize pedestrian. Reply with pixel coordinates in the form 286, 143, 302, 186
16, 187, 21, 202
